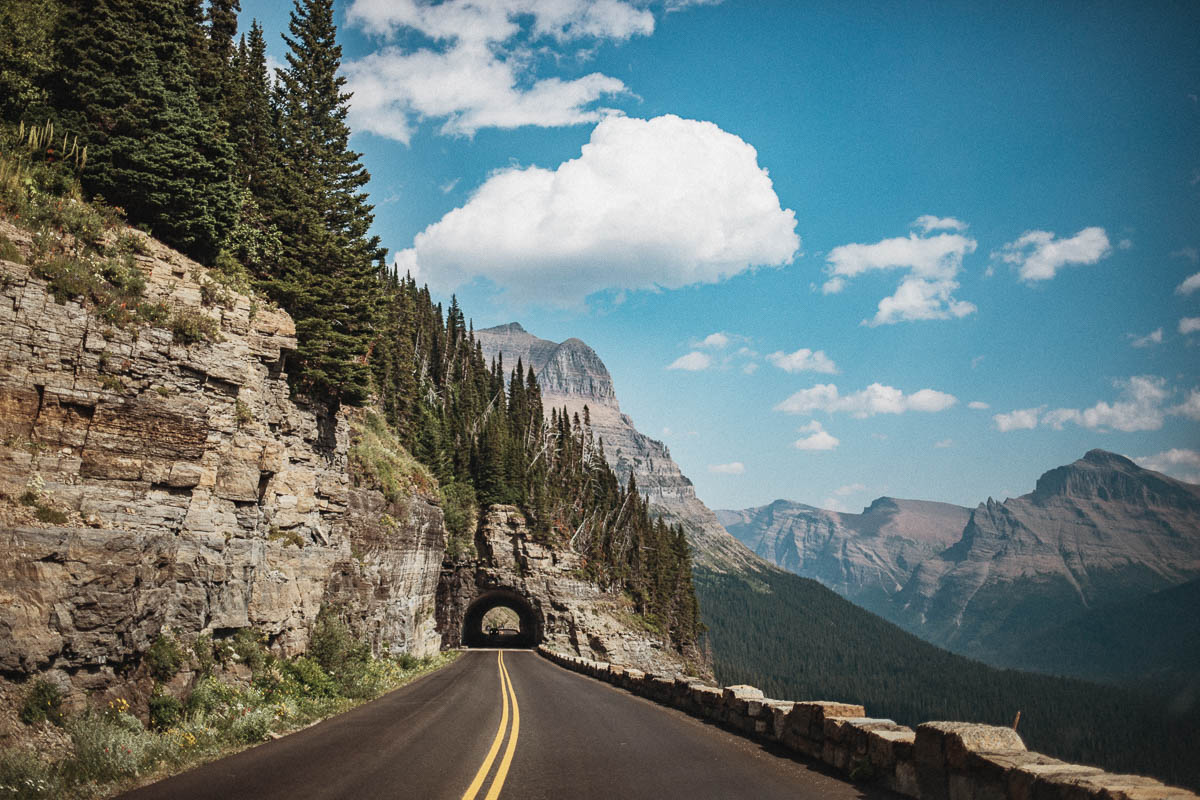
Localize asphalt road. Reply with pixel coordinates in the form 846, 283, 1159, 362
121, 650, 893, 800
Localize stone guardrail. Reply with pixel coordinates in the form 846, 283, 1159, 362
537, 646, 1198, 800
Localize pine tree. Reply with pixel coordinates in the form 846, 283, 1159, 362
0, 0, 62, 123
263, 0, 383, 405
51, 0, 237, 263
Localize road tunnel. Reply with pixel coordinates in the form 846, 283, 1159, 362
461, 589, 540, 648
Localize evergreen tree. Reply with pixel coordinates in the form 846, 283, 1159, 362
51, 0, 237, 263
263, 0, 383, 405
0, 0, 62, 122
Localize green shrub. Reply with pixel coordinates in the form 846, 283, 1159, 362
147, 692, 182, 731
191, 634, 214, 677
169, 307, 221, 345
145, 633, 183, 682
228, 628, 267, 673
0, 231, 23, 264
234, 398, 253, 427
267, 525, 304, 548
349, 410, 435, 503
33, 503, 68, 524
66, 712, 166, 783
229, 708, 273, 744
18, 680, 64, 727
282, 657, 336, 698
0, 747, 60, 799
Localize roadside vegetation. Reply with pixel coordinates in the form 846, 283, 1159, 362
0, 611, 455, 800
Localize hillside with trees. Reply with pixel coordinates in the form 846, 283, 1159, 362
0, 0, 699, 652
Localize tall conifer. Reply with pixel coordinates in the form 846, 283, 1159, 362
265, 0, 383, 405
52, 0, 236, 263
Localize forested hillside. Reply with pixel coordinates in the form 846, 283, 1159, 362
696, 566, 1200, 791
0, 0, 699, 650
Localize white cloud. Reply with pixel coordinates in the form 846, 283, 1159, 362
793, 420, 839, 451
742, 363, 759, 375
343, 0, 664, 143
1177, 272, 1200, 295
1118, 238, 1133, 250
912, 215, 968, 233
995, 376, 1175, 434
834, 482, 866, 496
993, 407, 1041, 432
708, 461, 745, 475
968, 400, 990, 410
667, 351, 711, 371
824, 227, 977, 325
934, 438, 954, 448
775, 383, 957, 417
971, 355, 985, 369
994, 226, 1111, 282
699, 332, 730, 349
1180, 317, 1200, 335
440, 178, 460, 194
821, 276, 846, 295
1134, 449, 1200, 484
393, 115, 800, 305
1171, 247, 1199, 264
768, 348, 837, 374
1129, 328, 1163, 348
1175, 389, 1200, 421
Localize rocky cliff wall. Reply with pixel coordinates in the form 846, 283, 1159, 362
438, 505, 703, 676
539, 648, 1198, 800
0, 219, 443, 702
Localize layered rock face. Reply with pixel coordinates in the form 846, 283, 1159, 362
475, 323, 759, 573
894, 450, 1200, 661
0, 220, 443, 698
437, 506, 700, 674
717, 497, 970, 617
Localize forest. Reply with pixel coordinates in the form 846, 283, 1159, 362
0, 0, 700, 651
695, 566, 1200, 791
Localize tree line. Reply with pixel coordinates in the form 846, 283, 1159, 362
0, 0, 700, 650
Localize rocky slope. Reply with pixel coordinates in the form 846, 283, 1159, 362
0, 218, 450, 703
894, 450, 1200, 662
716, 497, 970, 618
475, 323, 760, 573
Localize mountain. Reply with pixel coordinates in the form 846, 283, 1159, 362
475, 323, 758, 572
694, 563, 1200, 792
894, 450, 1200, 663
716, 496, 970, 618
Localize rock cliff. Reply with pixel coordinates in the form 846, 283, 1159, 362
438, 505, 701, 674
717, 497, 970, 618
0, 218, 443, 702
474, 323, 760, 573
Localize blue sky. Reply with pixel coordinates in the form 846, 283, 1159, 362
241, 0, 1200, 511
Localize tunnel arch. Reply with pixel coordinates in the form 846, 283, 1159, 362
461, 589, 541, 648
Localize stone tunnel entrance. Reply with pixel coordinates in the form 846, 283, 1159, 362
461, 589, 541, 648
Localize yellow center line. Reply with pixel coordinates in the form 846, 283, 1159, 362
484, 652, 520, 800
461, 652, 510, 800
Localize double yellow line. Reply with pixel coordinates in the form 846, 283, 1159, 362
462, 651, 520, 800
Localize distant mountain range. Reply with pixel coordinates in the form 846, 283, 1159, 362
720, 450, 1200, 690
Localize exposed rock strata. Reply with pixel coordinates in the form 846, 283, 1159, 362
894, 450, 1200, 661
0, 220, 443, 699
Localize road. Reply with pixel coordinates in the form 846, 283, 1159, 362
121, 649, 892, 800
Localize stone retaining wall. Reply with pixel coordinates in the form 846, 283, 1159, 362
538, 647, 1198, 800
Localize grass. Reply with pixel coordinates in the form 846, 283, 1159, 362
0, 620, 457, 800
348, 410, 436, 504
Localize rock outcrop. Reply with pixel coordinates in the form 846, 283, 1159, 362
0, 219, 443, 700
717, 497, 970, 618
475, 323, 760, 573
437, 505, 702, 675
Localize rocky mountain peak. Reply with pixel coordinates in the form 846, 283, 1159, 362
475, 324, 617, 408
1032, 449, 1200, 511
491, 321, 526, 334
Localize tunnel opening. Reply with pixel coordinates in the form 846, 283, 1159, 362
461, 589, 540, 648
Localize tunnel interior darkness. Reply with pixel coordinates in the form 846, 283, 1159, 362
462, 589, 540, 648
